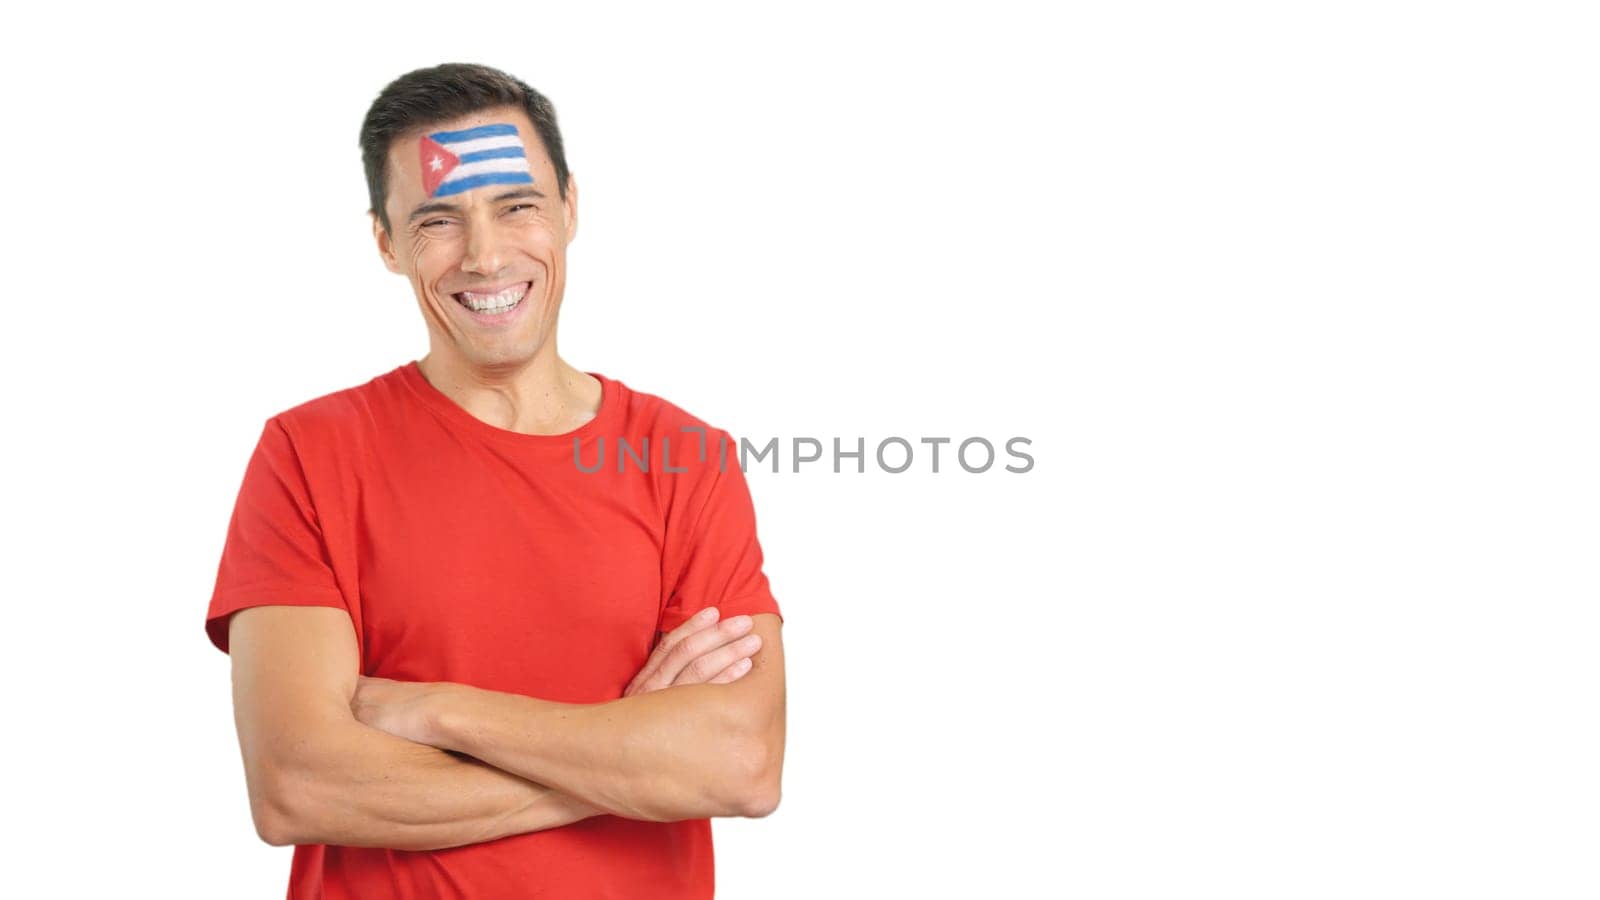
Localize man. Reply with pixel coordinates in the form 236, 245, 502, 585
204, 62, 786, 899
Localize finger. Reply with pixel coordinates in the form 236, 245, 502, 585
626, 608, 719, 695
654, 614, 755, 686
627, 607, 723, 694
630, 602, 720, 685
672, 633, 762, 687
705, 657, 754, 685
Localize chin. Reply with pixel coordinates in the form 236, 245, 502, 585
463, 339, 545, 370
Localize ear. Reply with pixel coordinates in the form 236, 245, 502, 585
562, 173, 579, 243
372, 212, 402, 274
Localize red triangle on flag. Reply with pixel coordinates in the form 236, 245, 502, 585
419, 136, 460, 197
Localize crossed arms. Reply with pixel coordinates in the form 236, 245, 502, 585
228, 604, 785, 851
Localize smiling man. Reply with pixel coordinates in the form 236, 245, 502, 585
203, 63, 786, 899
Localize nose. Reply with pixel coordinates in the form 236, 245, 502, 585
460, 217, 508, 277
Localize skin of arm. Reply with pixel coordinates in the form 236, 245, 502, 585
228, 604, 603, 851
354, 612, 787, 823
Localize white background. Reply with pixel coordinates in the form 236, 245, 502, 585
3, 2, 1596, 897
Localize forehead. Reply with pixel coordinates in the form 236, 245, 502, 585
387, 106, 545, 202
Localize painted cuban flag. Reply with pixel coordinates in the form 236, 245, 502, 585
418, 123, 535, 198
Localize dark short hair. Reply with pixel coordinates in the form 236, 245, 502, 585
360, 62, 571, 233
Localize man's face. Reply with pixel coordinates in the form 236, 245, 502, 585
374, 105, 578, 372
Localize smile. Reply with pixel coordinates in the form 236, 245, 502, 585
452, 282, 530, 315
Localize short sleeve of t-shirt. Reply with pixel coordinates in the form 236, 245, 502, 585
204, 416, 351, 654
659, 429, 783, 632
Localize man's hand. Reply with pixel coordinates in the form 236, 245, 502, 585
624, 607, 763, 697
352, 607, 761, 741
351, 675, 454, 745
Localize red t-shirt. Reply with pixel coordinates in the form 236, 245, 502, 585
205, 360, 782, 899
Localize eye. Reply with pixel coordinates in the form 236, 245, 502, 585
421, 219, 450, 229
504, 204, 537, 215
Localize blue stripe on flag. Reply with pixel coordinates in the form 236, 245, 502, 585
433, 170, 535, 197
458, 146, 527, 163
430, 123, 519, 143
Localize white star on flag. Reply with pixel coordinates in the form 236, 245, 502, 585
429, 155, 444, 172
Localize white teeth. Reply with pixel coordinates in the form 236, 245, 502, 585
457, 283, 528, 313
463, 297, 518, 312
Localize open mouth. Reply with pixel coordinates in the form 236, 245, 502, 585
452, 282, 530, 317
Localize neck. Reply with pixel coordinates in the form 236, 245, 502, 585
416, 342, 602, 436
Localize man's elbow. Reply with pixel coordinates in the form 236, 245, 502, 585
737, 777, 781, 818
246, 743, 346, 847
255, 811, 297, 848
729, 730, 783, 819
247, 767, 306, 846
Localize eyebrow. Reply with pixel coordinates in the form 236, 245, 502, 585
408, 188, 548, 224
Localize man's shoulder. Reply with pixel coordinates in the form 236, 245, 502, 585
265, 365, 406, 449
605, 374, 754, 476
606, 373, 727, 440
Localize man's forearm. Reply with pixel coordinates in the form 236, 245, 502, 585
424, 682, 771, 823
260, 718, 601, 851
